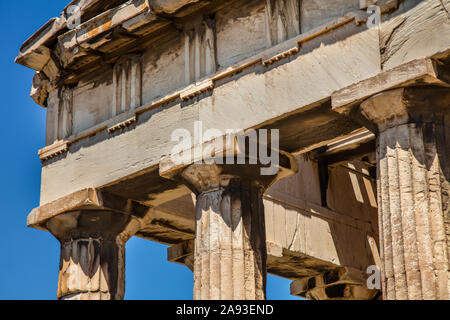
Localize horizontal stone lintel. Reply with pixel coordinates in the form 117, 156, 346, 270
36, 1, 450, 206
27, 188, 151, 230
167, 239, 194, 263
36, 21, 448, 162
263, 194, 375, 235
311, 129, 375, 157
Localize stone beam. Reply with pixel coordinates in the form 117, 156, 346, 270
308, 129, 376, 165
167, 240, 195, 271
38, 22, 378, 205
33, 0, 450, 205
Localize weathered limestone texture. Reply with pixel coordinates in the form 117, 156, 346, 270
18, 0, 450, 300
181, 164, 267, 300
265, 0, 300, 46
112, 55, 142, 116
184, 18, 216, 84
46, 210, 137, 300
58, 234, 125, 300
350, 86, 450, 299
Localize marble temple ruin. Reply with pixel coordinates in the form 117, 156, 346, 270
16, 0, 450, 300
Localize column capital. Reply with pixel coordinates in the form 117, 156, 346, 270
28, 189, 152, 300
359, 86, 450, 132
161, 145, 282, 299
181, 163, 229, 193
27, 188, 151, 241
159, 135, 298, 193
48, 210, 138, 301
46, 210, 137, 244
180, 162, 282, 194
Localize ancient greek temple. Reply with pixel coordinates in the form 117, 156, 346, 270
16, 0, 449, 300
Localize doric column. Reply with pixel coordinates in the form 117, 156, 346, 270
182, 164, 267, 300
352, 86, 450, 299
160, 129, 297, 300
46, 210, 138, 300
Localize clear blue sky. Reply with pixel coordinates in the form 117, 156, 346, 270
0, 1, 298, 300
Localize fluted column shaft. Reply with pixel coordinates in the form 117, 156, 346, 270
47, 210, 137, 300
361, 87, 450, 300
194, 179, 266, 300
377, 121, 449, 299
182, 164, 267, 300
58, 234, 125, 300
